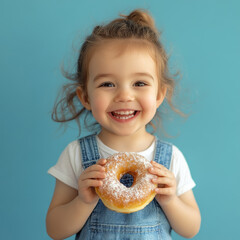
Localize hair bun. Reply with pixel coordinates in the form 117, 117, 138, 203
122, 9, 156, 30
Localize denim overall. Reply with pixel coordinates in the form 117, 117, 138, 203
76, 134, 172, 240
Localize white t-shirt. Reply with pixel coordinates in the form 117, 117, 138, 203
48, 137, 196, 196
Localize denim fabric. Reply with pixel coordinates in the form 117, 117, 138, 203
76, 134, 172, 240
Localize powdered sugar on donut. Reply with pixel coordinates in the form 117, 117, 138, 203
97, 152, 157, 207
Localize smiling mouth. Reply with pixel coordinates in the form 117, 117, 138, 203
110, 110, 139, 120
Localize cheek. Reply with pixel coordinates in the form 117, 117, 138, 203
89, 93, 109, 115
141, 93, 159, 111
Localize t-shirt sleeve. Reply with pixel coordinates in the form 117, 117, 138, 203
170, 146, 196, 196
48, 140, 83, 190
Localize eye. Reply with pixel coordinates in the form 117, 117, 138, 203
134, 81, 147, 87
98, 82, 115, 88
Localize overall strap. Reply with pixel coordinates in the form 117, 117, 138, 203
154, 138, 172, 170
79, 134, 100, 169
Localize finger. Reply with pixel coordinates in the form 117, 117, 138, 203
81, 170, 106, 180
148, 166, 169, 178
152, 176, 175, 187
80, 179, 103, 188
151, 161, 168, 171
97, 158, 107, 166
83, 164, 106, 175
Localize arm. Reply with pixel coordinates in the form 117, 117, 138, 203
160, 190, 201, 238
149, 161, 201, 238
46, 159, 106, 240
46, 180, 97, 240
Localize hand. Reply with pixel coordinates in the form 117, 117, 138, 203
149, 161, 177, 206
78, 159, 106, 205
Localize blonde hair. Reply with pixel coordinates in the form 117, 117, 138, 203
52, 9, 183, 134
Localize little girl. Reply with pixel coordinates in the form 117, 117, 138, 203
46, 9, 201, 240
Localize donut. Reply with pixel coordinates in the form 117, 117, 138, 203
95, 152, 157, 213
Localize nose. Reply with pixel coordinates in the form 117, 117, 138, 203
114, 86, 134, 103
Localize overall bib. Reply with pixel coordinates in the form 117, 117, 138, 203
76, 134, 172, 240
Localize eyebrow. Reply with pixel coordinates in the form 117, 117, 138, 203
93, 74, 115, 82
132, 72, 154, 80
93, 72, 154, 82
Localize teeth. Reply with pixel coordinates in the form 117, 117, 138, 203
111, 110, 136, 120
113, 110, 135, 115
114, 114, 135, 120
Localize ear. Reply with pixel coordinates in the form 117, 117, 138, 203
76, 86, 91, 110
156, 86, 167, 108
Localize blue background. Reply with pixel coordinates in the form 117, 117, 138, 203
1, 0, 239, 239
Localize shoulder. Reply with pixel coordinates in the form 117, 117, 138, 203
59, 140, 81, 164
64, 133, 97, 156
168, 144, 196, 195
170, 144, 188, 172
56, 139, 82, 171
64, 139, 81, 153
156, 140, 191, 180
48, 139, 82, 189
172, 144, 185, 160
156, 139, 185, 161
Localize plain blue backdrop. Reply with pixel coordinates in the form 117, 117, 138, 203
1, 0, 239, 239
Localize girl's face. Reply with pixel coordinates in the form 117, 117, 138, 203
77, 40, 165, 139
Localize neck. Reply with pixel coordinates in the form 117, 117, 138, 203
98, 130, 155, 152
